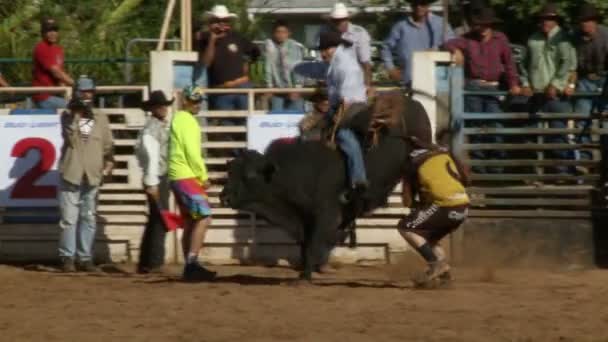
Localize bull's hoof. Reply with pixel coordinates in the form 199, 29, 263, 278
412, 271, 452, 290
286, 277, 313, 287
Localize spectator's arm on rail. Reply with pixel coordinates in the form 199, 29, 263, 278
0, 73, 9, 87
500, 40, 521, 95
381, 23, 402, 81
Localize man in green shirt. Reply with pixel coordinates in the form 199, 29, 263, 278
520, 3, 577, 174
169, 86, 216, 281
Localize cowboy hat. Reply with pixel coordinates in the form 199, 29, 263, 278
470, 7, 503, 25
576, 3, 602, 23
306, 87, 329, 103
323, 3, 351, 20
535, 3, 562, 20
142, 90, 174, 111
203, 5, 237, 21
407, 0, 434, 5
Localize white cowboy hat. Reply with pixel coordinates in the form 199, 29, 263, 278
204, 5, 237, 20
324, 2, 351, 19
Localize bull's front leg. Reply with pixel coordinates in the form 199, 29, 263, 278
299, 227, 314, 282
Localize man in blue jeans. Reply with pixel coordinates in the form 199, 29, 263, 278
58, 77, 114, 272
319, 30, 368, 200
573, 3, 608, 162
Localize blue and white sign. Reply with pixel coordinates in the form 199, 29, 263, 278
247, 114, 304, 153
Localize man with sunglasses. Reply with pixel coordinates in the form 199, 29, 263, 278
199, 5, 260, 111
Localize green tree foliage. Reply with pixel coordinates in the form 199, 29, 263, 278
0, 0, 253, 85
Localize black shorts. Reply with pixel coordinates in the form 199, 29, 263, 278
399, 204, 469, 243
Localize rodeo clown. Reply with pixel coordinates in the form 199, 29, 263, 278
398, 135, 471, 288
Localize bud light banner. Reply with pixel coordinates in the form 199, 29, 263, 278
247, 115, 304, 153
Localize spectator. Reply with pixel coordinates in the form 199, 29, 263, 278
58, 76, 113, 273
320, 3, 373, 95
199, 5, 260, 111
381, 0, 455, 87
454, 0, 487, 35
0, 72, 9, 87
168, 86, 216, 282
135, 90, 174, 274
299, 87, 330, 141
573, 3, 608, 162
33, 18, 74, 109
264, 20, 305, 111
443, 7, 521, 173
520, 3, 577, 175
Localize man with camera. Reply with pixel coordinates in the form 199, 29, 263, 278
58, 76, 114, 273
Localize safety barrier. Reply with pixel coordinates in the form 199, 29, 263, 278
450, 67, 607, 219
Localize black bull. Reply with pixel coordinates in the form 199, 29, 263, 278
220, 97, 432, 281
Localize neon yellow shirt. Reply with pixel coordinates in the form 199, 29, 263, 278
168, 110, 208, 183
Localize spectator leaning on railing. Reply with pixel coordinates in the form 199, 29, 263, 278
381, 0, 455, 87
199, 5, 260, 111
519, 3, 577, 176
264, 20, 305, 111
573, 3, 608, 162
443, 7, 520, 174
58, 76, 114, 273
319, 3, 374, 96
33, 18, 74, 110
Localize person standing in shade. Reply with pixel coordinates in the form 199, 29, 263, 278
520, 3, 578, 175
58, 76, 113, 272
443, 7, 521, 173
381, 0, 455, 87
169, 86, 216, 282
573, 3, 608, 163
264, 20, 305, 111
135, 90, 174, 274
33, 18, 74, 109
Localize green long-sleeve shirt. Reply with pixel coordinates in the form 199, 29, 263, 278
168, 110, 208, 183
520, 26, 577, 91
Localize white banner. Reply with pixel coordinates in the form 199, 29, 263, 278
247, 114, 304, 153
0, 115, 62, 207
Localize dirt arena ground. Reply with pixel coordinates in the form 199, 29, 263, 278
1, 262, 607, 342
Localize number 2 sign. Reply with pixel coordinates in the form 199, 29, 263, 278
0, 115, 62, 207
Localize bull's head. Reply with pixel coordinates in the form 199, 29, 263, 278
220, 150, 278, 209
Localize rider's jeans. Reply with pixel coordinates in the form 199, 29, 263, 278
336, 128, 367, 186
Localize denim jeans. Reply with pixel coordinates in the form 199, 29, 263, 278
270, 95, 305, 112
541, 97, 574, 174
36, 96, 67, 110
464, 82, 505, 173
575, 77, 607, 161
209, 82, 251, 111
336, 129, 367, 186
58, 179, 99, 262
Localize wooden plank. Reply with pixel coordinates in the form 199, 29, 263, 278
472, 198, 590, 206
469, 209, 591, 218
204, 142, 247, 149
461, 113, 590, 120
468, 159, 598, 166
463, 128, 608, 135
471, 174, 598, 181
202, 111, 260, 118
206, 158, 232, 165
202, 126, 247, 133
99, 193, 146, 201
462, 143, 593, 150
468, 186, 592, 195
